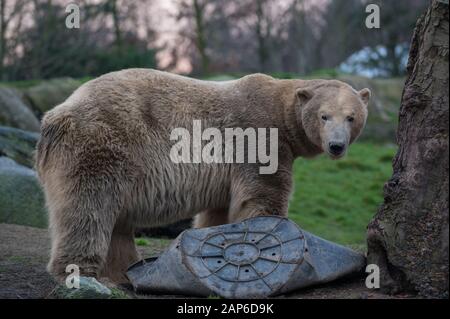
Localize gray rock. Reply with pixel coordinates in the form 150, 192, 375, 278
0, 156, 47, 228
54, 277, 112, 299
0, 125, 39, 168
0, 87, 40, 132
22, 78, 81, 115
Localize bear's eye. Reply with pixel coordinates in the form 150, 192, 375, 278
347, 116, 355, 122
321, 115, 328, 121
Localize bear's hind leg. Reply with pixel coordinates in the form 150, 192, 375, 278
100, 216, 140, 284
47, 198, 118, 282
46, 174, 122, 283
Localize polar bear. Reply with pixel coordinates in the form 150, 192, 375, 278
36, 69, 370, 283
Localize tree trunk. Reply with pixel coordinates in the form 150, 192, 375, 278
256, 0, 268, 72
367, 0, 449, 298
0, 0, 6, 80
109, 0, 122, 53
193, 0, 209, 75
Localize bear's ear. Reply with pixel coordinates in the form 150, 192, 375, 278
296, 88, 314, 104
359, 88, 371, 106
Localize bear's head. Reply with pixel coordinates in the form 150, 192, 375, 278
297, 81, 370, 159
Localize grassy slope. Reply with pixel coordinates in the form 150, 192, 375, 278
289, 142, 396, 246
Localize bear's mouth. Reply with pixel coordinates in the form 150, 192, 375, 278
326, 145, 347, 159
328, 151, 346, 160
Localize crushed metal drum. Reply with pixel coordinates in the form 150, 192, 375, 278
127, 216, 365, 298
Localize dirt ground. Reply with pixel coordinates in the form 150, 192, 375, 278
0, 223, 417, 299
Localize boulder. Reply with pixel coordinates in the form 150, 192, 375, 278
53, 277, 113, 299
0, 156, 47, 228
0, 126, 39, 168
22, 78, 81, 116
0, 87, 40, 132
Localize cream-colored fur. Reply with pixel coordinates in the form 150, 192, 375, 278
36, 69, 369, 283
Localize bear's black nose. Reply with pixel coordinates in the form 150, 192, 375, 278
329, 142, 345, 155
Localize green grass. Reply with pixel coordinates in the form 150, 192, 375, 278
109, 288, 131, 299
6, 256, 29, 263
288, 142, 396, 246
0, 79, 44, 89
135, 238, 150, 246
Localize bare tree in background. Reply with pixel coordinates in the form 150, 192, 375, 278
316, 0, 366, 71
193, 0, 209, 74
255, 0, 269, 71
175, 0, 211, 75
361, 0, 429, 77
0, 0, 27, 80
279, 0, 323, 74
106, 0, 123, 52
367, 0, 449, 298
0, 0, 5, 79
0, 0, 434, 78
5, 0, 158, 80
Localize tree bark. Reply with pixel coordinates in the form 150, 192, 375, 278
256, 0, 268, 72
193, 0, 209, 75
0, 0, 6, 80
367, 0, 449, 298
109, 0, 122, 53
